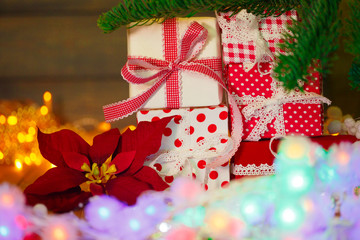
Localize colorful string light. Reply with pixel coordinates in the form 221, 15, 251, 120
0, 137, 359, 239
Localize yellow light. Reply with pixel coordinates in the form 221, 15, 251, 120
0, 151, 3, 160
286, 143, 306, 159
120, 125, 136, 134
302, 198, 314, 213
0, 115, 6, 125
1, 194, 14, 207
25, 134, 34, 142
98, 122, 111, 132
52, 226, 67, 240
51, 164, 56, 168
30, 153, 37, 161
43, 91, 52, 102
40, 106, 49, 115
7, 116, 18, 125
15, 160, 22, 170
34, 158, 42, 166
28, 126, 36, 135
206, 211, 230, 232
24, 156, 31, 165
338, 151, 350, 165
17, 132, 26, 143
331, 133, 340, 136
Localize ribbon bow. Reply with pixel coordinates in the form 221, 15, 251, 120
103, 21, 223, 122
241, 86, 331, 141
235, 10, 274, 73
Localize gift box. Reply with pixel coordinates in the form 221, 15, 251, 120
217, 10, 297, 65
137, 105, 231, 190
229, 62, 330, 141
231, 135, 359, 179
127, 17, 223, 109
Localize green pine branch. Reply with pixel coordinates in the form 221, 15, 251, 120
349, 62, 360, 90
345, 0, 360, 90
273, 0, 341, 91
98, 0, 300, 33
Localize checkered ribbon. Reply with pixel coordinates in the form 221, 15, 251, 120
218, 10, 297, 65
103, 20, 223, 121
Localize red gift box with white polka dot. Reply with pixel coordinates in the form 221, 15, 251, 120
137, 105, 231, 190
228, 62, 324, 140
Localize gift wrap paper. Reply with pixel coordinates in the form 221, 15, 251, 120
128, 17, 223, 109
137, 105, 230, 190
231, 135, 358, 178
228, 62, 325, 140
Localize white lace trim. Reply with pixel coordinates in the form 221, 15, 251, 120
231, 163, 275, 176
217, 10, 292, 46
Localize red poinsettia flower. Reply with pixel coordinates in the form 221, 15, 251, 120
24, 117, 173, 212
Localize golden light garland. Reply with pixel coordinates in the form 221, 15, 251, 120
0, 91, 111, 171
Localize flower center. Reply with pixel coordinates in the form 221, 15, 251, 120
81, 158, 117, 187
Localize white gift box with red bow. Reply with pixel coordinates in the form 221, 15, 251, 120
127, 17, 223, 110
137, 105, 231, 190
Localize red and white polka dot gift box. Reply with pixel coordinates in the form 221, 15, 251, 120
228, 62, 331, 141
137, 105, 231, 191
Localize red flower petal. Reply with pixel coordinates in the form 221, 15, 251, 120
89, 128, 120, 165
24, 167, 87, 195
117, 116, 174, 174
106, 176, 152, 205
90, 183, 105, 196
111, 151, 136, 174
134, 166, 169, 191
38, 129, 90, 167
62, 152, 90, 171
25, 187, 91, 213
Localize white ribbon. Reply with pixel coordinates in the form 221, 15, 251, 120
147, 134, 234, 178
238, 86, 331, 141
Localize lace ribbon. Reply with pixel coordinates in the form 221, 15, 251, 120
235, 84, 331, 141
231, 163, 275, 176
147, 133, 233, 178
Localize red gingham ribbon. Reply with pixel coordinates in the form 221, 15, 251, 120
103, 20, 223, 122
218, 10, 297, 64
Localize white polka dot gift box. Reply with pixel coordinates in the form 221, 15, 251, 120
137, 105, 231, 191
228, 63, 331, 141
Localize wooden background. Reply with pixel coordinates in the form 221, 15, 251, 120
1, 0, 359, 131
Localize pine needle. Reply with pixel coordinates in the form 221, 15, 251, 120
98, 0, 300, 33
273, 0, 341, 91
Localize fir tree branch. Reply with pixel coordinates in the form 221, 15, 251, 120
349, 62, 360, 90
273, 0, 341, 91
345, 0, 360, 90
98, 0, 300, 33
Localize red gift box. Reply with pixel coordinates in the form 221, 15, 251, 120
231, 135, 359, 179
228, 62, 330, 141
